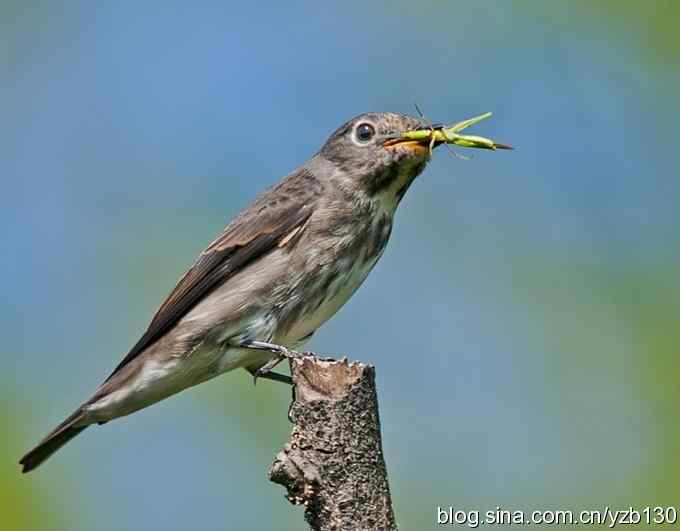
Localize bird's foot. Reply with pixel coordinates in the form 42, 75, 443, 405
247, 366, 292, 385
240, 340, 316, 385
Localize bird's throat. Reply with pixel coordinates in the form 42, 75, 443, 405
370, 158, 428, 211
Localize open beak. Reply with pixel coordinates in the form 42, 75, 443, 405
382, 136, 433, 155
383, 123, 442, 154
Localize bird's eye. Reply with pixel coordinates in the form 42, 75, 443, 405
355, 123, 375, 144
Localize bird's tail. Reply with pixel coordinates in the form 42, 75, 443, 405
19, 408, 89, 473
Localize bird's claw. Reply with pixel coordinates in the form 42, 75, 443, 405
251, 348, 316, 385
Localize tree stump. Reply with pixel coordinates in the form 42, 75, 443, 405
269, 356, 397, 531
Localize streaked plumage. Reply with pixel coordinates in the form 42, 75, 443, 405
20, 112, 431, 472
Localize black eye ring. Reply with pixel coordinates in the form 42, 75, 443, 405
355, 123, 375, 144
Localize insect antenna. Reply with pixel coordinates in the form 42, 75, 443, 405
413, 103, 437, 155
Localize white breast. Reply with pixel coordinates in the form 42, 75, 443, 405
283, 254, 380, 344
285, 203, 393, 345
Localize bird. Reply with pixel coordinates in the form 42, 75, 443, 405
19, 111, 500, 473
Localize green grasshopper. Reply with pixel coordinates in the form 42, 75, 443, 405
401, 111, 513, 155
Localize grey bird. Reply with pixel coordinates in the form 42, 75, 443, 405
19, 112, 496, 473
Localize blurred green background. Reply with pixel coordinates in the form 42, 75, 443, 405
2, 1, 679, 529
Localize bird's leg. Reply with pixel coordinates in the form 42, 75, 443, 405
245, 366, 292, 385
239, 340, 312, 385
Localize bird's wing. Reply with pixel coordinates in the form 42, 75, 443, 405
105, 168, 318, 380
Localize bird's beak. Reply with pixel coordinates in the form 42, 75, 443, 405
382, 136, 432, 155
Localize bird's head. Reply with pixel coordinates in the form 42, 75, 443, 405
315, 111, 510, 208
317, 112, 432, 205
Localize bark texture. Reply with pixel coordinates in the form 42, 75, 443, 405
269, 356, 397, 531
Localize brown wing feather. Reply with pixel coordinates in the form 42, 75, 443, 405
105, 168, 319, 380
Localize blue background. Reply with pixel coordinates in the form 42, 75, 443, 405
3, 1, 679, 529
